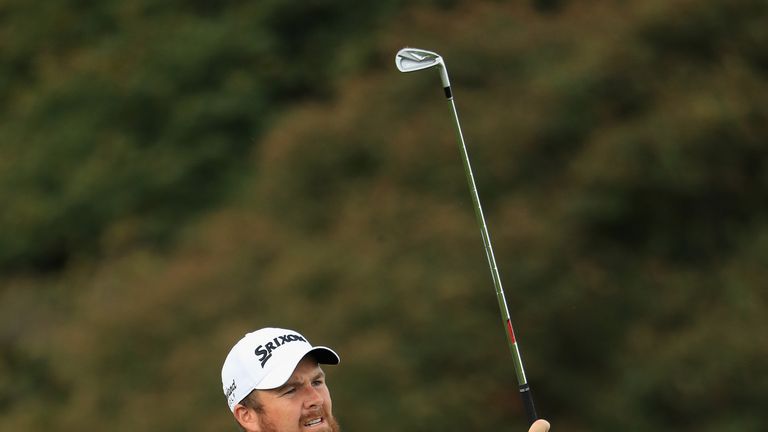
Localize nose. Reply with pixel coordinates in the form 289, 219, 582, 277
303, 385, 324, 409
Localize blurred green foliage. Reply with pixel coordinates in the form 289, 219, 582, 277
0, 0, 414, 272
1, 0, 767, 431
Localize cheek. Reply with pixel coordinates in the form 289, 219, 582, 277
263, 401, 300, 428
322, 388, 333, 411
263, 398, 296, 420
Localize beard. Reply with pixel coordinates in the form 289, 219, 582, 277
257, 410, 341, 432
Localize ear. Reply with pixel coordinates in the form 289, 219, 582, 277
233, 404, 261, 432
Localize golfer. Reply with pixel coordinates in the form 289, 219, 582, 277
222, 327, 551, 432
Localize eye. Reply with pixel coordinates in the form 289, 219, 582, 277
281, 387, 296, 396
312, 379, 325, 387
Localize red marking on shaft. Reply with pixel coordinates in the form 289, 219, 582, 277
506, 319, 517, 344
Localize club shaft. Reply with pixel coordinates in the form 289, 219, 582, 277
447, 94, 538, 424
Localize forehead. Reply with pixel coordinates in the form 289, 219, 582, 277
257, 358, 323, 399
290, 356, 324, 378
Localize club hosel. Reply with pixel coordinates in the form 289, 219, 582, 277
437, 64, 452, 99
443, 86, 453, 99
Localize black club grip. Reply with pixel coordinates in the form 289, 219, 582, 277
519, 383, 538, 425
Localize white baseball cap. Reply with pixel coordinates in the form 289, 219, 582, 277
221, 327, 340, 411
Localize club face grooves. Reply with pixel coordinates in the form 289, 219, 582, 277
396, 47, 452, 93
395, 48, 442, 72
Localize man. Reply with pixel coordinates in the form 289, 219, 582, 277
222, 327, 551, 432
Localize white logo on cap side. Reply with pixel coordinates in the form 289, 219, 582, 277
224, 379, 237, 407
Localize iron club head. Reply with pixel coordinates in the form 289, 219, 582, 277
395, 47, 451, 89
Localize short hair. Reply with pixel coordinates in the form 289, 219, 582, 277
239, 390, 264, 413
234, 389, 264, 431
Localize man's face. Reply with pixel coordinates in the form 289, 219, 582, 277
249, 356, 340, 432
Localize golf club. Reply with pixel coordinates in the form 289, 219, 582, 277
396, 47, 538, 425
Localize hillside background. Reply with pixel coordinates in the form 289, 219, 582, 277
1, 0, 767, 431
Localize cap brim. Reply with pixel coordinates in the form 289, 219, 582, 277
255, 345, 340, 390
308, 346, 340, 365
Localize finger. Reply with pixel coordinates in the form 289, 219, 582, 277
528, 419, 551, 432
